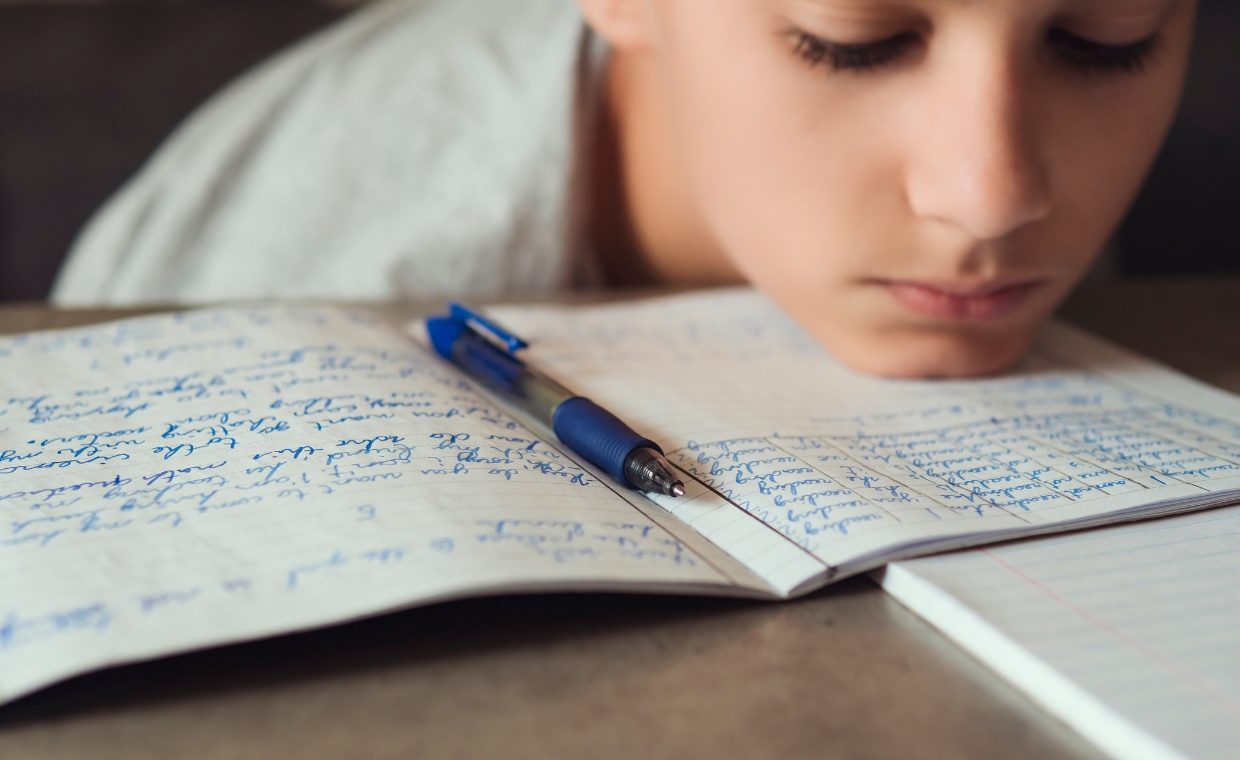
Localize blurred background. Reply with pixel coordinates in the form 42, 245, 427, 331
0, 0, 1236, 302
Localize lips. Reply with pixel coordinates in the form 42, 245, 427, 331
881, 280, 1042, 320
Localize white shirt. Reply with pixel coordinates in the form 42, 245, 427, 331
53, 0, 597, 306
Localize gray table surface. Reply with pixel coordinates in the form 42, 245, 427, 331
0, 279, 1235, 759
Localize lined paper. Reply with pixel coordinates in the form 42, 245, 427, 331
492, 290, 1240, 575
0, 308, 749, 705
880, 505, 1240, 760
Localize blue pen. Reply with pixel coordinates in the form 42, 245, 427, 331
426, 303, 685, 498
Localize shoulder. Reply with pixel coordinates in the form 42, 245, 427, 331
287, 0, 583, 97
54, 0, 587, 306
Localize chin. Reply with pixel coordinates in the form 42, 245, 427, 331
819, 326, 1040, 380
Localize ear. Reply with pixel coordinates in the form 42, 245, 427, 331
576, 0, 653, 49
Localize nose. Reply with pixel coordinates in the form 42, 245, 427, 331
904, 47, 1052, 242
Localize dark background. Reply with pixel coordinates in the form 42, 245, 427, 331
0, 0, 1236, 302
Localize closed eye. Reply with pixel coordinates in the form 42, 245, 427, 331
1046, 29, 1161, 74
792, 31, 921, 73
792, 27, 1162, 76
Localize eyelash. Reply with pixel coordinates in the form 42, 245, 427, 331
792, 29, 1161, 76
793, 32, 917, 73
1045, 29, 1161, 74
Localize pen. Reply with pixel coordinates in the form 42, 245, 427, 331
426, 303, 685, 498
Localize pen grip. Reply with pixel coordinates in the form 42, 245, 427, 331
552, 397, 659, 486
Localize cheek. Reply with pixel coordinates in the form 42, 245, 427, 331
656, 22, 903, 291
1040, 49, 1194, 267
1051, 108, 1173, 247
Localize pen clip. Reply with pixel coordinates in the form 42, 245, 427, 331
449, 303, 529, 356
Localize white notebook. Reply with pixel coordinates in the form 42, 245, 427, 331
1, 289, 1238, 705
880, 504, 1240, 760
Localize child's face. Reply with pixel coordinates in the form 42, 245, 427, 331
592, 0, 1197, 377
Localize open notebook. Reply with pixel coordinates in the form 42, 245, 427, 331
2, 289, 1238, 704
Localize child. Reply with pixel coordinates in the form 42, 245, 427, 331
53, 0, 1198, 378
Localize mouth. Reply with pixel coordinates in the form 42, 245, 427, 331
876, 279, 1045, 321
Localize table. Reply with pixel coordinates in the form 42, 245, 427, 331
0, 278, 1235, 759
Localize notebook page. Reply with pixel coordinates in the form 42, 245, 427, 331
880, 505, 1240, 760
490, 290, 1240, 578
0, 308, 742, 705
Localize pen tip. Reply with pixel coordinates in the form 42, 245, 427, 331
670, 481, 685, 498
